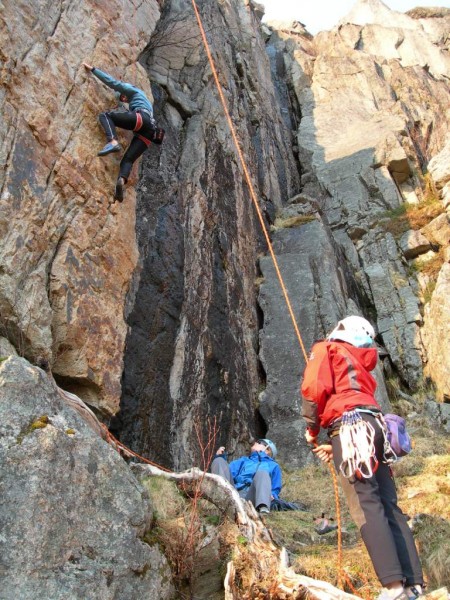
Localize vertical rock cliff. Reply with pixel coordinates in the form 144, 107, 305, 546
0, 0, 160, 414
1, 0, 449, 472
259, 0, 450, 464
117, 0, 301, 468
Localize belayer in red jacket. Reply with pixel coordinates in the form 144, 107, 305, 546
301, 316, 423, 600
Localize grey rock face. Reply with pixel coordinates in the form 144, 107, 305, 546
428, 137, 450, 209
258, 204, 389, 466
399, 230, 432, 259
251, 2, 450, 462
422, 263, 450, 402
0, 357, 174, 600
260, 4, 449, 414
421, 214, 450, 248
425, 399, 450, 433
117, 0, 300, 468
0, 337, 17, 357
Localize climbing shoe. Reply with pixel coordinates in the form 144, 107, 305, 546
376, 589, 410, 600
315, 522, 338, 535
406, 587, 423, 599
98, 142, 121, 156
257, 505, 270, 514
114, 178, 124, 202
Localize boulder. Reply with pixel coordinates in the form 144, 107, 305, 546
0, 356, 174, 599
421, 214, 450, 247
399, 230, 432, 259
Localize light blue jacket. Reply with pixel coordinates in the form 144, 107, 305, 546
229, 452, 282, 499
92, 68, 154, 116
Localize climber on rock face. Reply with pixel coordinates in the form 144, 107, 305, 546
83, 63, 164, 202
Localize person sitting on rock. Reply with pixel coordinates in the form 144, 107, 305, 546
83, 63, 159, 202
211, 439, 282, 514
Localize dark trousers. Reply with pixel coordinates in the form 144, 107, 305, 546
331, 414, 423, 587
98, 110, 152, 182
211, 457, 272, 510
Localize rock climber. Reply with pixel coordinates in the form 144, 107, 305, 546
301, 315, 424, 600
211, 438, 282, 514
83, 63, 162, 202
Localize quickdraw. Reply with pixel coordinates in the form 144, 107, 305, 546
339, 410, 378, 479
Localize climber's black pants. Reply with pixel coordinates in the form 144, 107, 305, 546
331, 414, 423, 587
117, 137, 148, 182
98, 110, 153, 182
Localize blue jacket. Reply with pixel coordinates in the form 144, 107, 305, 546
229, 452, 282, 499
92, 68, 154, 116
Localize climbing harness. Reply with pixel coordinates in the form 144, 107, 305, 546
337, 408, 407, 478
134, 111, 165, 145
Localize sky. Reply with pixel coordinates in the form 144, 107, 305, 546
259, 0, 450, 34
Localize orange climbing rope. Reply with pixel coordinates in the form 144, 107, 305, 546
190, 0, 309, 365
189, 1, 364, 595
102, 425, 173, 472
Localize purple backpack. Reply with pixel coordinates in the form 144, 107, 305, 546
384, 414, 412, 457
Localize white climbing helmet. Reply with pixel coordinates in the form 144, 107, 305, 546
328, 315, 375, 348
258, 438, 278, 458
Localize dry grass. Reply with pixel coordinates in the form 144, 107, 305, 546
272, 214, 316, 230
142, 475, 222, 596
282, 463, 345, 518
143, 475, 186, 519
412, 514, 450, 589
292, 542, 379, 598
144, 417, 450, 598
380, 196, 442, 238
396, 453, 450, 520
410, 247, 446, 281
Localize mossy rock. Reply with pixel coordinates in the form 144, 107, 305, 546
16, 415, 50, 444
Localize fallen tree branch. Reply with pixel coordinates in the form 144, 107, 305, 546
132, 464, 253, 533
131, 463, 361, 599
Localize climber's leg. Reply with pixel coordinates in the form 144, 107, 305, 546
113, 136, 148, 202
97, 110, 138, 156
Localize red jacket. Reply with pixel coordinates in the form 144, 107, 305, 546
301, 340, 379, 436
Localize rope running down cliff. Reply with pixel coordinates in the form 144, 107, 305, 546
190, 0, 309, 364
188, 1, 363, 594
